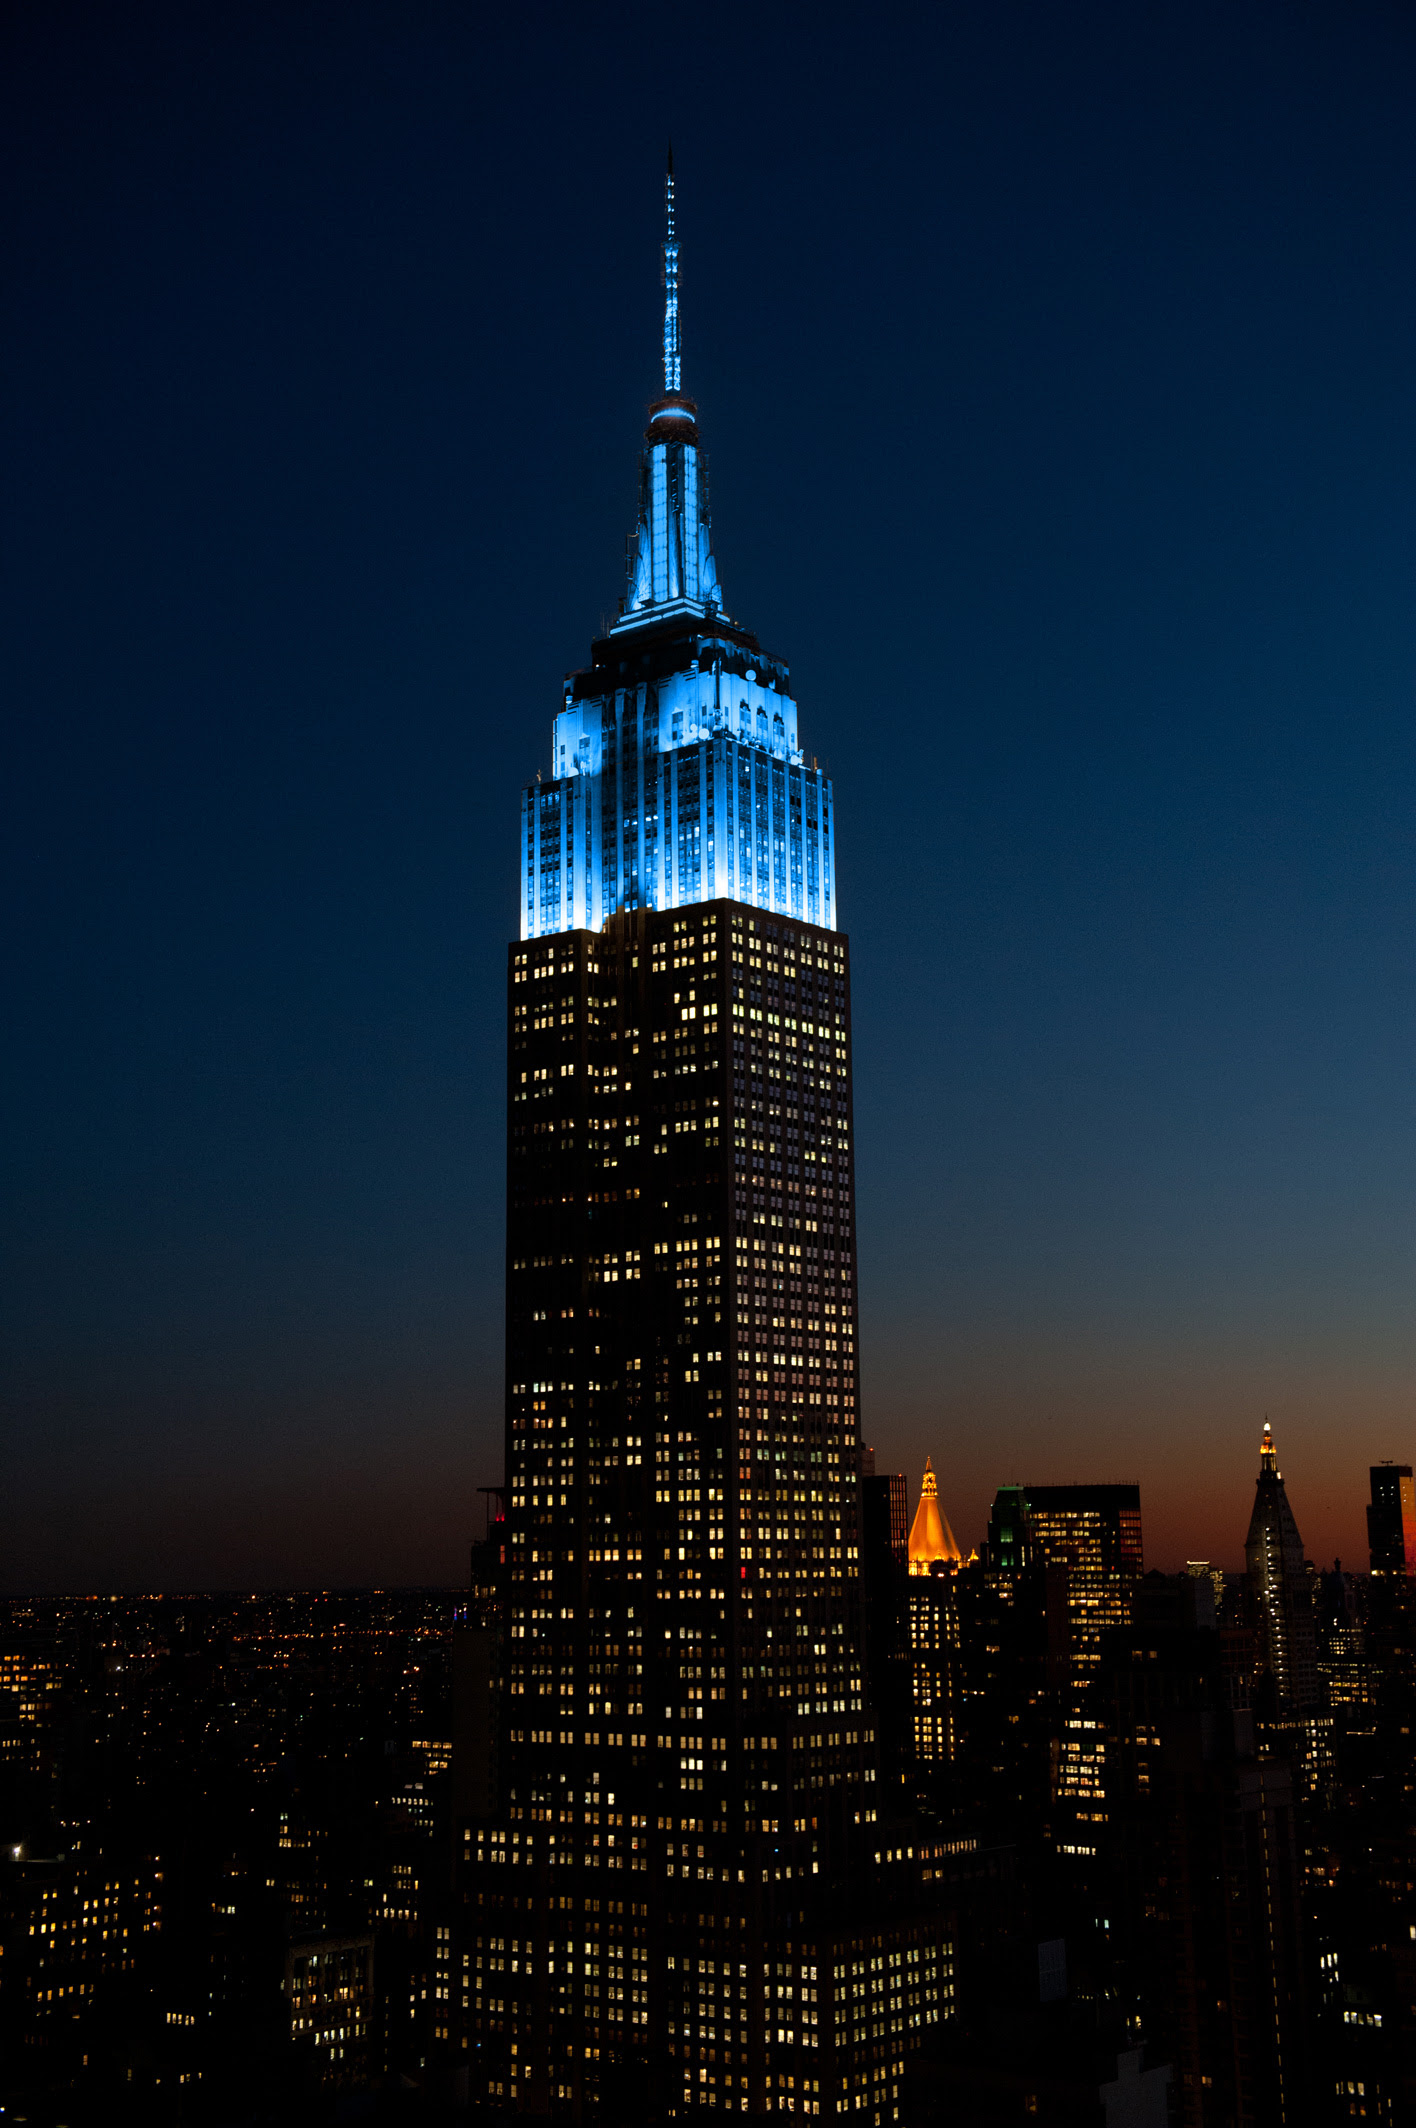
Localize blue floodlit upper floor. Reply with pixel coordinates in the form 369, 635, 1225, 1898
515, 161, 837, 941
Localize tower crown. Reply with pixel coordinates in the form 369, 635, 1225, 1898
1259, 1420, 1279, 1477
616, 149, 722, 627
908, 1457, 961, 1574
519, 159, 836, 942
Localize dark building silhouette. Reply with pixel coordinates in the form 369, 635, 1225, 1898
1102, 1575, 1311, 2128
986, 1485, 1032, 1581
861, 1469, 907, 1568
978, 1485, 1144, 1859
1367, 1465, 1416, 1579
861, 1468, 911, 1784
949, 1494, 1054, 1843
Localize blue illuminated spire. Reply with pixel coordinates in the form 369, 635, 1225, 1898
620, 151, 721, 624
663, 144, 680, 394
517, 157, 838, 942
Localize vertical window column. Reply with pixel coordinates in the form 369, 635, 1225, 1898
633, 689, 649, 912
685, 743, 703, 902
563, 787, 573, 929
622, 697, 639, 913
651, 445, 669, 602
789, 766, 804, 920
682, 445, 700, 602
600, 700, 620, 924
822, 786, 835, 930
642, 693, 660, 912
537, 791, 562, 933
523, 791, 535, 940
806, 772, 820, 926
587, 761, 600, 932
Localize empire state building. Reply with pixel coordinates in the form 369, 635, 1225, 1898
463, 157, 953, 2123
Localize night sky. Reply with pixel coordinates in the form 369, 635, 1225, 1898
4, 0, 1414, 1591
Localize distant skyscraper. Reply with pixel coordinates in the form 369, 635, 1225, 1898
1243, 1422, 1319, 1714
1019, 1485, 1144, 1684
1015, 1484, 1144, 1851
1315, 1563, 1370, 1710
464, 157, 953, 2123
906, 1574, 959, 1770
904, 1465, 963, 1768
973, 1483, 1143, 1857
1367, 1463, 1416, 1577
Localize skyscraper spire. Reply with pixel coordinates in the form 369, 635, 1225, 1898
521, 157, 835, 943
1245, 1415, 1317, 1710
611, 154, 729, 631
908, 1456, 962, 1573
662, 143, 680, 393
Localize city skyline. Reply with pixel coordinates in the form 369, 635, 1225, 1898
4, 0, 1415, 1592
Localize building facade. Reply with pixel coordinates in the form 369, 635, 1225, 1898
1020, 1485, 1145, 1686
461, 161, 952, 2122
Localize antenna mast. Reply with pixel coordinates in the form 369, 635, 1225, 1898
662, 145, 680, 393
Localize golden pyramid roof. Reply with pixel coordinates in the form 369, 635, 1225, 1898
908, 1456, 962, 1572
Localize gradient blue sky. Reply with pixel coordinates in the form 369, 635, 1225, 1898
3, 0, 1413, 1589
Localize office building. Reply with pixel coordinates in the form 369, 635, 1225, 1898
905, 1462, 962, 1767
464, 158, 952, 2122
906, 1576, 959, 1771
977, 1484, 1143, 1858
1315, 1565, 1370, 1713
1021, 1486, 1145, 1684
284, 1936, 376, 2085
